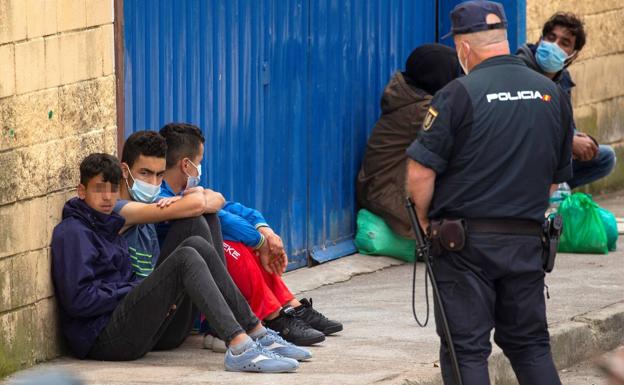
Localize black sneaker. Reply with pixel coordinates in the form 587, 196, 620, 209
295, 298, 343, 335
264, 306, 325, 346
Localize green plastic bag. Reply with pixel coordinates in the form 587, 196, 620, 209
558, 193, 608, 254
354, 209, 416, 262
597, 207, 618, 251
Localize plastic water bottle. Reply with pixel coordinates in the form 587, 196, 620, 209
546, 182, 571, 216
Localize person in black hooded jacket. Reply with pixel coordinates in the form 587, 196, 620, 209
356, 43, 462, 238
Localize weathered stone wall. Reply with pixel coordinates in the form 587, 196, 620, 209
0, 0, 116, 376
527, 1, 624, 193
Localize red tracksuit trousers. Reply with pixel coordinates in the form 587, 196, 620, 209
223, 241, 294, 320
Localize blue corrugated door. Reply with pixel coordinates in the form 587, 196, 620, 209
124, 0, 310, 269
306, 0, 436, 262
123, 0, 437, 268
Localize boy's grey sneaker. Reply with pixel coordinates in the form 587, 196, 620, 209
295, 298, 343, 335
203, 334, 227, 353
257, 328, 312, 361
224, 341, 299, 373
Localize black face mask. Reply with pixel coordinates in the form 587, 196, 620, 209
404, 43, 463, 95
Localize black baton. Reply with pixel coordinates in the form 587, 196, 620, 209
406, 198, 464, 385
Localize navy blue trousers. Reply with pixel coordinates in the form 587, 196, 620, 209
433, 233, 561, 385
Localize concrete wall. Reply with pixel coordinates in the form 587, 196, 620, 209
0, 0, 116, 376
527, 0, 624, 193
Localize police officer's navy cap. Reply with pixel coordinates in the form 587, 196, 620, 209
442, 0, 508, 39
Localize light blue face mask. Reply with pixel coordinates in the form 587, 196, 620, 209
536, 40, 568, 73
126, 170, 161, 203
185, 159, 202, 189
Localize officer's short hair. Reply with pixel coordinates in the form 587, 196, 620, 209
542, 12, 586, 52
458, 28, 507, 48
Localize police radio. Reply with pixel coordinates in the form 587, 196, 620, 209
543, 214, 563, 273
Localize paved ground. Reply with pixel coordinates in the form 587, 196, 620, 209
6, 246, 624, 385
4, 191, 624, 385
558, 345, 624, 385
559, 356, 606, 385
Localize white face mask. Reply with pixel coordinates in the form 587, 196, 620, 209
126, 169, 161, 203
457, 43, 470, 75
184, 159, 202, 190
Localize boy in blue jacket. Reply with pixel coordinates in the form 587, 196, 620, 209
157, 123, 342, 348
51, 153, 300, 372
113, 131, 311, 361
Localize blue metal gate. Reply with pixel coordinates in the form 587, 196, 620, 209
123, 0, 435, 269
124, 0, 311, 269
122, 1, 526, 269
306, 0, 436, 262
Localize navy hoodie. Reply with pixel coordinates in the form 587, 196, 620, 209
51, 197, 139, 358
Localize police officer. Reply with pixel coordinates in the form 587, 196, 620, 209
405, 2, 573, 385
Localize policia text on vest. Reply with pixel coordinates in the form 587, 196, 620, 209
486, 90, 552, 103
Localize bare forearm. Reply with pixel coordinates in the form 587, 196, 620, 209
119, 193, 205, 226
203, 189, 225, 213
406, 159, 436, 231
413, 184, 434, 226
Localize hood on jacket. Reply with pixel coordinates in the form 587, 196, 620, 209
380, 43, 462, 115
516, 43, 575, 88
62, 197, 125, 236
380, 71, 430, 115
404, 43, 462, 96
516, 43, 541, 72
53, 197, 135, 359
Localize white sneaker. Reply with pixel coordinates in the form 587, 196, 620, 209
257, 328, 312, 361
224, 341, 299, 373
203, 334, 227, 353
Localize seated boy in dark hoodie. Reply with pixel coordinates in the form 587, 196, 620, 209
51, 153, 301, 373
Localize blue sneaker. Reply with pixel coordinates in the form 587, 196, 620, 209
257, 328, 312, 361
224, 341, 299, 373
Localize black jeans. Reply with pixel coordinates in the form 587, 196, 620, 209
150, 214, 230, 348
160, 213, 226, 264
88, 219, 259, 361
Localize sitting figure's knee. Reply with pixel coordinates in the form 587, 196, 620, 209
170, 246, 206, 268
185, 235, 217, 254
601, 145, 617, 169
172, 215, 207, 228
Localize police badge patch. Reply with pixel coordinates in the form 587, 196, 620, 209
423, 107, 438, 131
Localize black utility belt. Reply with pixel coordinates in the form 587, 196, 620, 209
428, 217, 561, 273
429, 218, 542, 250
465, 218, 543, 236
